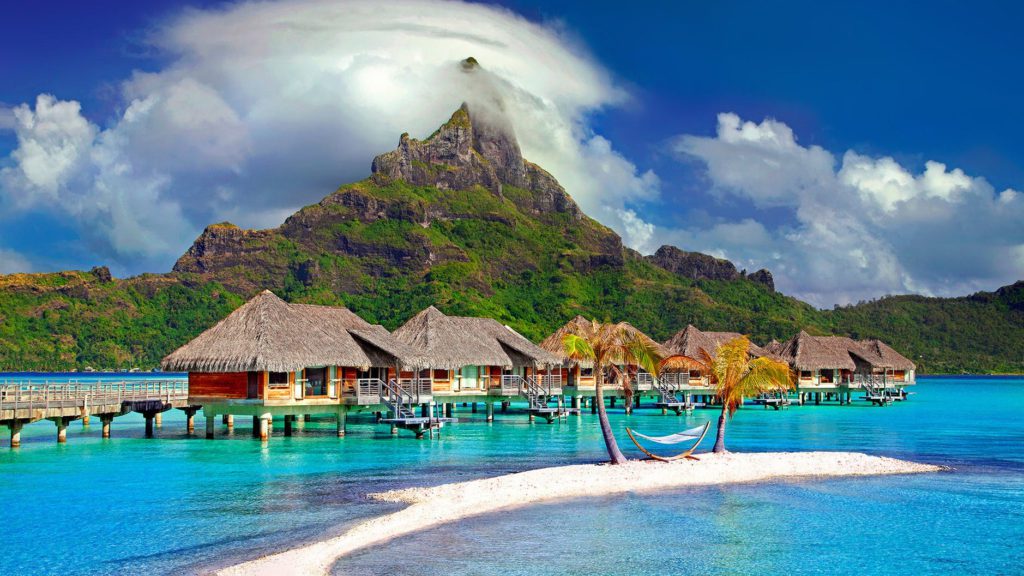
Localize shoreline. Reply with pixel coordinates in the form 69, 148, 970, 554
214, 452, 943, 576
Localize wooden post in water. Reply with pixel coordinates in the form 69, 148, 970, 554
471, 402, 478, 413
259, 415, 270, 442
206, 415, 215, 439
486, 402, 494, 422
154, 412, 162, 428
101, 415, 113, 439
252, 416, 260, 438
182, 407, 197, 433
10, 421, 23, 448
144, 412, 156, 438
283, 415, 293, 437
54, 417, 71, 443
336, 410, 346, 437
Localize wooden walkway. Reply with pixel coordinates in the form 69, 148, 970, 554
0, 381, 194, 445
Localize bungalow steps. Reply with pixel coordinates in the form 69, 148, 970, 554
653, 377, 702, 414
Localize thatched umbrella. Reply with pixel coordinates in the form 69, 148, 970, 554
161, 290, 410, 372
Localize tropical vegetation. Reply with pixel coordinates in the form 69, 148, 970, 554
702, 336, 793, 453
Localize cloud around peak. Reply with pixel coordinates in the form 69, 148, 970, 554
0, 0, 657, 273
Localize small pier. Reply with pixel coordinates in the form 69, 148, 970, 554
0, 381, 193, 446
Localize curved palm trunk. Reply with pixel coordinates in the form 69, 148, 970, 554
595, 362, 628, 464
712, 402, 728, 453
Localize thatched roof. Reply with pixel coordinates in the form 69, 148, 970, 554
540, 316, 594, 365
775, 333, 915, 372
774, 330, 857, 371
663, 325, 767, 364
393, 306, 555, 370
161, 290, 410, 373
539, 316, 673, 367
859, 339, 916, 370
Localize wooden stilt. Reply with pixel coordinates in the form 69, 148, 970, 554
284, 415, 293, 436
336, 411, 346, 437
259, 416, 270, 442
101, 415, 113, 439
486, 402, 494, 422
10, 421, 23, 448
206, 415, 215, 439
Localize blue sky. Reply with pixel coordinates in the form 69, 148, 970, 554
1, 0, 1022, 306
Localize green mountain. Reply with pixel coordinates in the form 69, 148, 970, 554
1, 103, 1021, 374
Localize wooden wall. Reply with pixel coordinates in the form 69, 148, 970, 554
189, 372, 248, 398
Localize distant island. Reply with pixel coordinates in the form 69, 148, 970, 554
1, 83, 1021, 374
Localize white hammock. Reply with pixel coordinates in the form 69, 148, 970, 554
631, 424, 708, 445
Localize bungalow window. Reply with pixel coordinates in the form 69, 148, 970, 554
433, 369, 451, 381
689, 370, 702, 380
304, 367, 328, 396
800, 370, 813, 380
268, 372, 290, 389
820, 369, 834, 384
581, 367, 594, 378
893, 370, 906, 382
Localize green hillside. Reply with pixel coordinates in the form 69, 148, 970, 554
0, 103, 1020, 374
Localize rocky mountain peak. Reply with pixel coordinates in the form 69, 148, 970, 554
647, 245, 775, 292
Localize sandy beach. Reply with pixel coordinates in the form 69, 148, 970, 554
215, 452, 942, 576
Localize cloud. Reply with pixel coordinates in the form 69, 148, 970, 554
0, 0, 657, 274
0, 248, 32, 274
667, 113, 1024, 307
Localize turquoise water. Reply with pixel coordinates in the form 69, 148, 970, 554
1, 376, 1021, 575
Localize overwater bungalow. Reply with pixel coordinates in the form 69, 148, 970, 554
161, 290, 414, 438
662, 325, 770, 389
772, 331, 916, 404
393, 306, 560, 418
539, 317, 679, 407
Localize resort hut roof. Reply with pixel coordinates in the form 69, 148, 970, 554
663, 325, 767, 363
774, 330, 857, 371
393, 306, 555, 370
859, 339, 916, 370
540, 316, 675, 368
161, 290, 411, 373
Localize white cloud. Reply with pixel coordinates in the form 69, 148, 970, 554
0, 248, 32, 274
667, 113, 1024, 306
0, 0, 657, 271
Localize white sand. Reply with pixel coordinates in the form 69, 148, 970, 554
215, 452, 942, 576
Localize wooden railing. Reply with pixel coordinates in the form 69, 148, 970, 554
0, 381, 188, 412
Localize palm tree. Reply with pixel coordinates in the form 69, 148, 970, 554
563, 320, 663, 465
702, 336, 793, 453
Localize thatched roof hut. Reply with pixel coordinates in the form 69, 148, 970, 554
393, 306, 556, 370
540, 316, 594, 365
663, 325, 767, 363
774, 330, 857, 371
858, 339, 916, 370
774, 333, 915, 372
539, 316, 677, 367
161, 290, 411, 373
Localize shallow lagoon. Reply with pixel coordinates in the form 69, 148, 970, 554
1, 376, 1021, 575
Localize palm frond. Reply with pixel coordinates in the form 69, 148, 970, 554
563, 333, 595, 362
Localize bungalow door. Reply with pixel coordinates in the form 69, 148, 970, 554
247, 372, 260, 399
